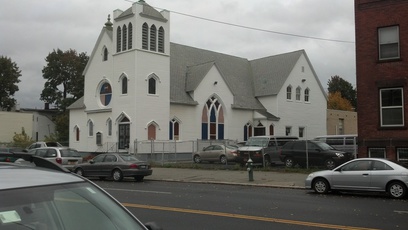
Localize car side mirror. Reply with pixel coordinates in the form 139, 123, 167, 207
89, 160, 95, 164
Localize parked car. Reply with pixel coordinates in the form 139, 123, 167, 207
305, 158, 408, 199
0, 153, 161, 230
193, 144, 238, 164
279, 140, 353, 169
0, 147, 24, 162
237, 136, 299, 166
25, 141, 63, 152
73, 153, 152, 182
28, 147, 83, 170
313, 135, 358, 158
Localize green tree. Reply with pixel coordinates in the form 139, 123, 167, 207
41, 49, 88, 143
327, 75, 357, 110
41, 49, 89, 111
0, 56, 21, 111
11, 128, 33, 148
327, 91, 354, 111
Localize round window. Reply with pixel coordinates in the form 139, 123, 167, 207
100, 82, 112, 106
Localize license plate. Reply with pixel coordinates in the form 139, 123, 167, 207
140, 165, 146, 169
68, 161, 77, 165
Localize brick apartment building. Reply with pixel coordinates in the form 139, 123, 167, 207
355, 0, 408, 161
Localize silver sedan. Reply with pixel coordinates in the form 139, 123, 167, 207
193, 145, 238, 164
305, 158, 408, 198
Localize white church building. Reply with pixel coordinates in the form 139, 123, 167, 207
68, 0, 327, 153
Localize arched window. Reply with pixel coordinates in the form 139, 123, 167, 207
287, 85, 292, 100
150, 25, 157, 51
116, 26, 121, 52
243, 123, 252, 141
128, 22, 133, 49
269, 124, 274, 135
304, 88, 310, 102
122, 24, 127, 51
296, 86, 301, 101
169, 118, 180, 140
100, 82, 112, 106
142, 23, 148, 50
148, 123, 156, 140
107, 118, 112, 136
74, 125, 80, 141
122, 76, 128, 94
103, 47, 108, 61
88, 120, 94, 137
148, 78, 156, 94
202, 97, 224, 140
158, 27, 165, 53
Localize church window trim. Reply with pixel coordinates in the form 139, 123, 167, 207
122, 24, 127, 51
150, 25, 157, 51
116, 26, 121, 52
158, 26, 165, 53
142, 23, 149, 50
98, 80, 112, 107
128, 22, 133, 49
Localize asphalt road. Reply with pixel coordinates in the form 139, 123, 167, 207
95, 180, 408, 230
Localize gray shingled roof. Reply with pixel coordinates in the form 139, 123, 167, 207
170, 43, 304, 112
67, 96, 84, 110
250, 50, 304, 97
170, 43, 265, 110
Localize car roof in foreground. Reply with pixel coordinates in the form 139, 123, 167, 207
0, 163, 84, 190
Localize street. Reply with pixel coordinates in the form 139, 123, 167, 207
95, 180, 408, 230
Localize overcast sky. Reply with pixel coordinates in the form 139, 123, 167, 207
1, 0, 355, 109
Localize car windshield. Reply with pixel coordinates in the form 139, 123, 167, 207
314, 141, 335, 150
245, 137, 269, 147
119, 155, 141, 162
60, 149, 82, 157
0, 182, 145, 230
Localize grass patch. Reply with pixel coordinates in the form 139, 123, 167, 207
151, 161, 321, 174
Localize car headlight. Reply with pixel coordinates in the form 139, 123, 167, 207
335, 152, 344, 157
307, 173, 314, 178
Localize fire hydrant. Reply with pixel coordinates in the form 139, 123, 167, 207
246, 159, 254, 181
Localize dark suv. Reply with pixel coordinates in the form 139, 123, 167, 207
279, 140, 353, 169
237, 136, 298, 166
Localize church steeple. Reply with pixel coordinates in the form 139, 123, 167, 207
104, 14, 113, 30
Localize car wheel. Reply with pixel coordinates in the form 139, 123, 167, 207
324, 159, 336, 170
313, 178, 330, 194
284, 157, 295, 168
220, 155, 227, 164
193, 155, 201, 163
135, 176, 144, 182
75, 168, 84, 176
388, 181, 406, 199
112, 169, 123, 182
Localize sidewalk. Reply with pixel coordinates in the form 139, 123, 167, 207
146, 168, 307, 189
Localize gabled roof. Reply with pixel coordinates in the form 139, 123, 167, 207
250, 50, 304, 97
67, 96, 85, 110
82, 27, 112, 75
185, 61, 215, 92
170, 43, 264, 110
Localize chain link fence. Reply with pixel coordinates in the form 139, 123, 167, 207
133, 139, 239, 165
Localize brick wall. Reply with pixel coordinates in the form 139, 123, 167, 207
355, 0, 408, 160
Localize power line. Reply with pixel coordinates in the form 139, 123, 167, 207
125, 0, 354, 44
